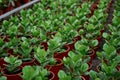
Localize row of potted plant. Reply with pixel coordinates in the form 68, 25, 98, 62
0, 0, 98, 79
0, 0, 31, 15
84, 0, 120, 79
0, 0, 116, 80
56, 0, 113, 79
57, 0, 120, 79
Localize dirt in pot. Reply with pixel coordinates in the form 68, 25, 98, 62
3, 67, 22, 75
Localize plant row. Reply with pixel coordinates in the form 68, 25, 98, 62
89, 0, 120, 79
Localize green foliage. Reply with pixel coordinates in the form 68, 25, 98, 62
97, 43, 118, 64
58, 70, 71, 80
0, 38, 7, 57
75, 42, 89, 55
6, 25, 18, 37
4, 55, 22, 74
58, 26, 78, 44
0, 76, 7, 80
34, 47, 49, 67
63, 51, 89, 79
48, 32, 63, 56
19, 37, 32, 61
30, 26, 40, 37
22, 66, 50, 80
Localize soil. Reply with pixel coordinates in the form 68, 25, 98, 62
3, 68, 22, 75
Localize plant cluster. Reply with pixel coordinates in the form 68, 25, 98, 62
0, 0, 117, 80
22, 66, 51, 80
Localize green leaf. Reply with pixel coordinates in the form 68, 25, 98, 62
58, 70, 67, 78
103, 33, 110, 40
91, 40, 98, 47
0, 76, 7, 80
22, 66, 35, 80
103, 43, 116, 54
68, 51, 75, 59
58, 70, 71, 80
96, 52, 103, 60
89, 70, 98, 79
80, 63, 89, 72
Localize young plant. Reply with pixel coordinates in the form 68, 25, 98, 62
89, 60, 120, 80
79, 37, 98, 49
97, 43, 120, 65
63, 51, 89, 79
0, 76, 7, 80
58, 70, 72, 80
34, 33, 63, 66
0, 38, 8, 57
75, 41, 93, 57
47, 32, 63, 57
19, 37, 32, 61
22, 66, 51, 80
6, 37, 20, 49
6, 25, 19, 37
4, 55, 22, 74
34, 47, 50, 68
58, 26, 78, 44
45, 32, 64, 65
76, 2, 90, 22
30, 26, 40, 37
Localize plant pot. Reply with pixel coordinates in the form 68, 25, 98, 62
15, 0, 21, 7
96, 36, 102, 43
88, 49, 96, 64
100, 29, 104, 35
87, 13, 93, 18
96, 30, 104, 43
0, 10, 3, 15
54, 45, 70, 59
49, 71, 55, 80
82, 75, 89, 80
103, 58, 108, 64
41, 42, 48, 51
116, 65, 120, 72
96, 64, 101, 72
90, 4, 97, 12
46, 58, 63, 80
22, 0, 30, 3
21, 58, 35, 67
64, 39, 77, 50
81, 76, 86, 80
3, 36, 10, 42
74, 35, 81, 41
46, 32, 57, 39
8, 49, 14, 55
4, 5, 14, 13
82, 63, 92, 80
87, 63, 92, 71
0, 58, 7, 68
1, 66, 22, 80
